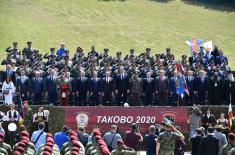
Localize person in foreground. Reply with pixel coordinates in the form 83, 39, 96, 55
156, 122, 185, 155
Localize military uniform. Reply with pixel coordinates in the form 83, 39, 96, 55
157, 131, 181, 155
111, 148, 135, 155
220, 141, 235, 155
0, 142, 12, 155
22, 106, 33, 133
37, 144, 60, 155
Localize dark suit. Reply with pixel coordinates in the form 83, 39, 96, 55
189, 56, 197, 66
143, 77, 155, 106
31, 77, 44, 104
16, 76, 30, 101
77, 77, 89, 105
102, 77, 114, 106
169, 76, 177, 105
45, 75, 58, 105
215, 55, 228, 65
190, 135, 202, 155
115, 74, 129, 105
201, 114, 216, 130
185, 76, 195, 105
89, 77, 102, 105
155, 77, 168, 106
194, 77, 209, 105
224, 79, 235, 105
197, 135, 219, 155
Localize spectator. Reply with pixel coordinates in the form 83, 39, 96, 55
125, 123, 143, 151
201, 108, 217, 132
188, 105, 202, 138
54, 125, 69, 151
111, 139, 135, 155
213, 125, 228, 151
21, 100, 33, 133
220, 133, 235, 155
31, 122, 47, 151
144, 125, 157, 155
77, 126, 89, 147
0, 122, 4, 135
198, 127, 219, 155
103, 125, 122, 151
0, 132, 12, 155
190, 128, 203, 155
216, 113, 228, 128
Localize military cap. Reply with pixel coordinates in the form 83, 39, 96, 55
18, 141, 27, 148
46, 133, 52, 138
71, 151, 79, 155
13, 151, 21, 155
16, 146, 25, 153
194, 128, 202, 132
70, 135, 78, 141
93, 129, 101, 136
72, 140, 80, 148
71, 147, 80, 152
46, 142, 53, 147
20, 139, 29, 145
50, 48, 55, 51
69, 130, 77, 136
95, 135, 102, 141
166, 48, 171, 51
65, 50, 69, 53
117, 139, 124, 145
43, 151, 51, 155
46, 138, 54, 144
155, 54, 160, 57
100, 147, 110, 155
13, 42, 18, 45
44, 146, 52, 152
0, 133, 4, 142
130, 49, 134, 52
182, 55, 187, 58
21, 131, 29, 137
199, 51, 204, 55
27, 41, 32, 44
146, 48, 151, 51
104, 48, 109, 51
116, 52, 122, 55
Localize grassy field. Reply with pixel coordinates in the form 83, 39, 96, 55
0, 0, 235, 68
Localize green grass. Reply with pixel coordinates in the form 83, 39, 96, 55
0, 0, 235, 68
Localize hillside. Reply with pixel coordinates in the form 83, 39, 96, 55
0, 0, 235, 68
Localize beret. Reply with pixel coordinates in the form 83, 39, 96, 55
93, 129, 101, 136
13, 151, 21, 155
117, 139, 124, 145
43, 151, 51, 155
21, 131, 29, 137
16, 146, 25, 153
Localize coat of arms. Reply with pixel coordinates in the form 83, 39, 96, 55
76, 112, 89, 128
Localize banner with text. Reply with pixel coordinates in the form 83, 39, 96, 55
65, 107, 188, 133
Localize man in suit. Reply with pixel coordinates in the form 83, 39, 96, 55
197, 127, 219, 155
88, 71, 102, 106
224, 72, 235, 105
16, 70, 30, 101
76, 71, 89, 106
194, 70, 209, 105
31, 71, 44, 105
115, 67, 129, 106
169, 70, 178, 106
101, 71, 114, 106
155, 70, 168, 106
189, 51, 198, 66
185, 70, 195, 105
142, 72, 155, 106
3, 64, 16, 84
45, 69, 58, 105
190, 128, 203, 155
201, 108, 217, 131
215, 50, 228, 66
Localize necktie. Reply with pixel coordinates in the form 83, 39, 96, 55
106, 77, 108, 83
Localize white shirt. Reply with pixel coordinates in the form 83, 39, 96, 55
6, 109, 20, 121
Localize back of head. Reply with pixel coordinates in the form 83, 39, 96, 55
38, 122, 45, 130
131, 123, 137, 132
207, 127, 214, 134
62, 125, 69, 133
78, 126, 85, 132
149, 125, 156, 133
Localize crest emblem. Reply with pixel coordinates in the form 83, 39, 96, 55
76, 112, 89, 128
163, 113, 175, 124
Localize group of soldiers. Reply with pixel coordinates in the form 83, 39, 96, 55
1, 41, 235, 106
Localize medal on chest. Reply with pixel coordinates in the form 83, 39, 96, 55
214, 83, 217, 87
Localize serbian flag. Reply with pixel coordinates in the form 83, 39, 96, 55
176, 62, 185, 73
228, 103, 233, 130
185, 37, 197, 56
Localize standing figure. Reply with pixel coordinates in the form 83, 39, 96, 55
31, 71, 44, 105
57, 72, 71, 106
142, 72, 155, 106
16, 70, 30, 101
2, 76, 15, 105
45, 69, 58, 105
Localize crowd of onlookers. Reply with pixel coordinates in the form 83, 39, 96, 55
0, 41, 234, 106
